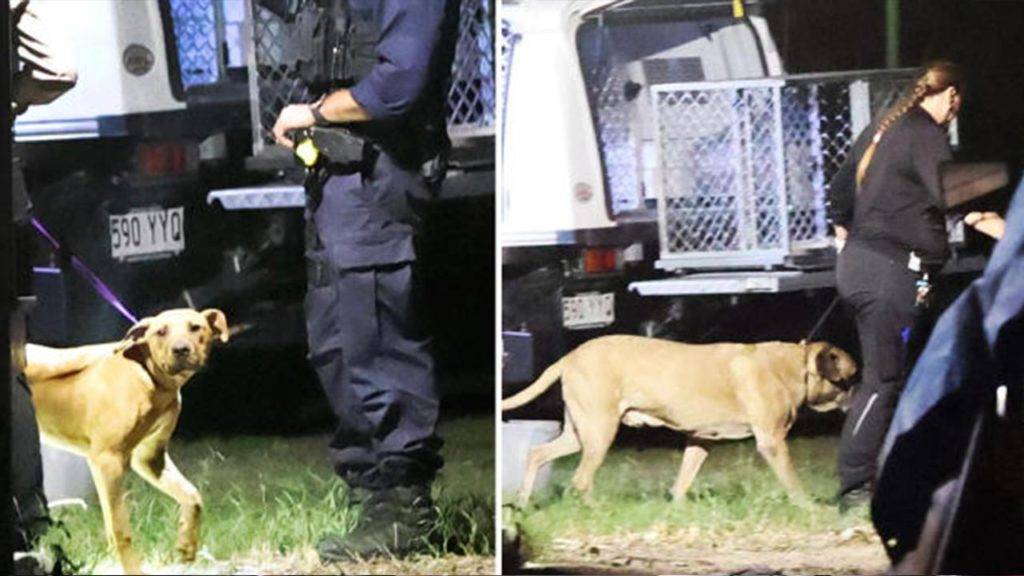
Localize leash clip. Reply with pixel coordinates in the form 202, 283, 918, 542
915, 273, 932, 309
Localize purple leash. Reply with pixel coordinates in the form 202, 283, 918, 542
31, 217, 139, 325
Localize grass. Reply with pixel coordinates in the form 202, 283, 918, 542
36, 414, 494, 575
505, 433, 886, 573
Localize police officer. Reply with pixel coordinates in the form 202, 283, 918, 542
269, 0, 459, 559
8, 0, 77, 569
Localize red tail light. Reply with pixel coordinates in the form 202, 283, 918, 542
137, 141, 192, 176
583, 248, 620, 274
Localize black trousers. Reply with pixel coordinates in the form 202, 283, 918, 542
836, 241, 922, 495
305, 258, 443, 490
10, 374, 48, 551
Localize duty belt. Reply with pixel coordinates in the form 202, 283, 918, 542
293, 126, 365, 170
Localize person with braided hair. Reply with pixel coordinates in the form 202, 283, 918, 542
827, 60, 964, 512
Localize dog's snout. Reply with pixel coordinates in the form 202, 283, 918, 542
172, 342, 191, 357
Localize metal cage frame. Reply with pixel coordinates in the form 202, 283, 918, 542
649, 70, 914, 271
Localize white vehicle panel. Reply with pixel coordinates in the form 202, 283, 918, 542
502, 1, 615, 245
15, 0, 185, 141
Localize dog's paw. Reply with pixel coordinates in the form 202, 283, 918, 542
176, 540, 198, 563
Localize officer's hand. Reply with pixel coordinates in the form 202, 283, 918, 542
272, 104, 316, 149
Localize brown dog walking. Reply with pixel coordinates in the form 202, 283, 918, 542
24, 308, 229, 574
503, 336, 856, 507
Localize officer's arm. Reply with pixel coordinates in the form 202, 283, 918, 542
273, 0, 449, 146
314, 89, 371, 124
343, 0, 450, 120
11, 0, 78, 115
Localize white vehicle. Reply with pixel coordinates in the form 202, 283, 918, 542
500, 0, 932, 386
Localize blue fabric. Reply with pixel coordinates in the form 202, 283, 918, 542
310, 0, 457, 268
349, 0, 452, 120
880, 177, 1024, 464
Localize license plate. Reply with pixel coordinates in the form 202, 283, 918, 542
562, 292, 615, 330
110, 207, 185, 261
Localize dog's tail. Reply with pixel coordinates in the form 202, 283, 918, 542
501, 358, 565, 411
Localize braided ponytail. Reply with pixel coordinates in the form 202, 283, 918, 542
855, 60, 964, 187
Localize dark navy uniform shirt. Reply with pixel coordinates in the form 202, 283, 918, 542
310, 0, 459, 270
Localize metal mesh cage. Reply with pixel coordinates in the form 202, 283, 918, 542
585, 53, 638, 211
499, 19, 518, 215
249, 3, 313, 154
654, 82, 788, 266
169, 0, 222, 88
499, 19, 516, 125
651, 71, 915, 270
248, 0, 495, 156
448, 0, 496, 138
579, 41, 643, 214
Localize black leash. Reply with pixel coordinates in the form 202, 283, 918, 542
804, 293, 842, 343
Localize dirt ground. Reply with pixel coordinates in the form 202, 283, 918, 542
517, 523, 889, 575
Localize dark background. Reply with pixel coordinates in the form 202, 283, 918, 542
764, 0, 1024, 163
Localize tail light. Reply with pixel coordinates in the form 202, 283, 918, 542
582, 248, 620, 274
136, 141, 195, 176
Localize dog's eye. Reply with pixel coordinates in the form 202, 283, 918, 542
156, 327, 168, 337
189, 324, 201, 333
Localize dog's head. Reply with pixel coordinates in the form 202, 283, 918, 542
120, 308, 229, 381
804, 341, 857, 412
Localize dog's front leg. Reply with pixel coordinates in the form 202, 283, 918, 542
88, 450, 144, 574
131, 449, 202, 562
752, 430, 811, 507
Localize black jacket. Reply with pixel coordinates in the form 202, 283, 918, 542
828, 106, 952, 266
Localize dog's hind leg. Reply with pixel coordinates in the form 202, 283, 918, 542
517, 412, 580, 507
671, 439, 709, 503
88, 450, 144, 574
131, 446, 203, 562
569, 412, 618, 504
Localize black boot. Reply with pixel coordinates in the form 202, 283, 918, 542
316, 484, 436, 561
838, 484, 873, 514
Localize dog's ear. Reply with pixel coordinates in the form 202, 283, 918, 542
118, 317, 153, 364
123, 318, 152, 343
202, 309, 229, 343
814, 344, 844, 382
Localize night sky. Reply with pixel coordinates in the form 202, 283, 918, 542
763, 0, 1024, 163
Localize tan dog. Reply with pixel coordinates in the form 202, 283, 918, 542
24, 308, 229, 574
502, 335, 856, 507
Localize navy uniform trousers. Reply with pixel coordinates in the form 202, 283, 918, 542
304, 157, 443, 491
836, 240, 922, 495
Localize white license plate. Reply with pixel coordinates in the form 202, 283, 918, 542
562, 292, 615, 330
110, 207, 185, 261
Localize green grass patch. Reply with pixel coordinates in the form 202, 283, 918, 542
507, 435, 871, 551
38, 414, 494, 573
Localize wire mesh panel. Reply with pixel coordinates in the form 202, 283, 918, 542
781, 74, 913, 249
499, 19, 516, 127
782, 83, 830, 246
248, 3, 313, 155
579, 38, 643, 214
448, 0, 496, 138
499, 19, 518, 216
248, 0, 495, 156
169, 0, 222, 88
653, 81, 788, 268
651, 72, 915, 271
